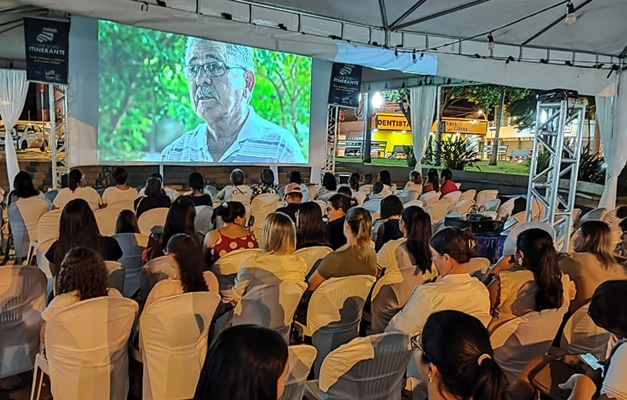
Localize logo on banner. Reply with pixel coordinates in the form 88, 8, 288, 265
36, 27, 57, 43
328, 62, 362, 109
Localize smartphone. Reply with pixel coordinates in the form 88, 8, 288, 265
579, 353, 604, 371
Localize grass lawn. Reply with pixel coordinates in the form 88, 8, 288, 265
336, 157, 531, 176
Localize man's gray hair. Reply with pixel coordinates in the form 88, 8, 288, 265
185, 37, 255, 73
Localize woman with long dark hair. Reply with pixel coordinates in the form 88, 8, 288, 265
415, 311, 509, 400
53, 168, 101, 210
194, 325, 288, 400
183, 171, 213, 206
46, 199, 122, 278
296, 202, 329, 249
9, 170, 42, 206
205, 201, 258, 265
144, 233, 218, 308
250, 168, 278, 201
114, 209, 140, 234
314, 172, 337, 200
377, 169, 396, 196
325, 193, 352, 250
134, 176, 171, 218
422, 169, 440, 193
348, 172, 366, 205
487, 228, 574, 331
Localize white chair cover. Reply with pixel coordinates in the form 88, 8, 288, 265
139, 292, 220, 400
139, 256, 173, 304
441, 191, 462, 204
280, 345, 318, 400
491, 307, 567, 383
502, 222, 556, 256
137, 208, 169, 235
482, 198, 501, 212
194, 205, 214, 234
250, 193, 280, 243
449, 199, 474, 213
396, 191, 419, 204
36, 210, 61, 246
504, 211, 527, 232
418, 192, 439, 205
312, 332, 412, 400
476, 190, 499, 208
424, 200, 450, 224
44, 297, 138, 399
560, 303, 610, 360
211, 248, 261, 302
0, 266, 46, 378
403, 200, 424, 209
580, 207, 607, 224
497, 197, 517, 219
44, 190, 58, 207
467, 257, 491, 275
105, 260, 125, 294
359, 185, 372, 195
362, 199, 382, 220
314, 200, 327, 216
9, 198, 49, 261
232, 282, 307, 341
305, 275, 376, 376
318, 192, 337, 203
460, 189, 476, 201
295, 246, 333, 276
94, 207, 124, 236
114, 233, 148, 297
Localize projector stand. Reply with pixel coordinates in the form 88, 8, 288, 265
525, 97, 587, 252
48, 84, 69, 190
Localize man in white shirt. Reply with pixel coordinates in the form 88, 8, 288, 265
215, 168, 252, 205
101, 167, 138, 209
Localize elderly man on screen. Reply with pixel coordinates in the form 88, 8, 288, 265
161, 38, 305, 163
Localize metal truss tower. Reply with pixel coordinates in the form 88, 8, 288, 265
526, 96, 587, 251
325, 105, 340, 175
48, 84, 69, 189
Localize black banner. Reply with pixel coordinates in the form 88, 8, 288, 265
24, 17, 70, 84
328, 63, 362, 108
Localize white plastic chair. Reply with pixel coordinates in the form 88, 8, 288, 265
396, 190, 419, 204
0, 266, 46, 378
460, 189, 476, 201
449, 199, 474, 214
467, 257, 491, 275
418, 191, 439, 205
424, 199, 450, 224
105, 260, 125, 294
491, 307, 567, 383
502, 221, 556, 256
560, 303, 610, 360
9, 198, 49, 263
580, 207, 607, 224
363, 199, 382, 220
482, 198, 501, 212
30, 297, 138, 400
441, 191, 462, 204
114, 233, 148, 297
295, 246, 333, 276
305, 332, 412, 400
298, 275, 376, 376
250, 193, 280, 243
138, 292, 221, 400
403, 199, 424, 209
504, 211, 526, 232
139, 256, 173, 304
280, 345, 318, 400
232, 282, 307, 341
211, 248, 261, 302
476, 190, 499, 208
138, 208, 169, 235
36, 209, 62, 249
94, 207, 123, 236
497, 198, 517, 219
194, 205, 214, 234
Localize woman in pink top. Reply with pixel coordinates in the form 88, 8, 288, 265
439, 169, 458, 196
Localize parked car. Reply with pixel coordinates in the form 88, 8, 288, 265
0, 123, 48, 151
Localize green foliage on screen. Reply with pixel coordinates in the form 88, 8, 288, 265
97, 20, 311, 162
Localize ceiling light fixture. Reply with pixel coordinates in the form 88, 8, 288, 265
565, 1, 577, 25
487, 33, 495, 51
412, 50, 417, 64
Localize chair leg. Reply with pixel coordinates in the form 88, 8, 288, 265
29, 362, 43, 400
27, 244, 36, 266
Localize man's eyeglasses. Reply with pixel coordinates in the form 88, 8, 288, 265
183, 61, 246, 79
410, 334, 424, 353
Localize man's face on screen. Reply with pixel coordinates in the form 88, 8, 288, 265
186, 41, 252, 130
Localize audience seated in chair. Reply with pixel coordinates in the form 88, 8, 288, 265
138, 172, 176, 202
53, 168, 101, 211
386, 227, 491, 335
365, 182, 385, 203
326, 194, 352, 250
296, 202, 330, 250
182, 171, 213, 206
46, 199, 122, 278
377, 169, 396, 197
287, 170, 309, 202
336, 186, 357, 208
8, 170, 45, 207
558, 220, 627, 313
487, 228, 575, 332
101, 167, 138, 209
134, 176, 172, 219
404, 170, 423, 194
215, 168, 252, 205
359, 173, 374, 195
374, 195, 404, 251
422, 169, 440, 193
144, 233, 218, 309
348, 172, 366, 205
276, 183, 303, 222
205, 201, 258, 265
309, 207, 377, 292
114, 210, 140, 234
251, 168, 278, 201
194, 325, 288, 400
439, 169, 458, 197
231, 212, 306, 304
314, 172, 337, 201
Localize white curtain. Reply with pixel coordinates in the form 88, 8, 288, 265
0, 69, 29, 191
596, 71, 627, 210
409, 86, 437, 172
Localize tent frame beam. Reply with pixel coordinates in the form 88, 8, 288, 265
393, 0, 497, 31
389, 0, 428, 30
522, 0, 596, 46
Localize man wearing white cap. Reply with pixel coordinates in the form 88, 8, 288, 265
276, 183, 303, 222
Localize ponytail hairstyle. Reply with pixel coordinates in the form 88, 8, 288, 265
576, 220, 618, 269
68, 168, 83, 192
516, 228, 564, 311
427, 169, 439, 192
349, 172, 361, 191
380, 195, 403, 220
401, 206, 432, 275
345, 206, 373, 259
328, 193, 351, 215
213, 201, 247, 224
166, 233, 208, 293
430, 227, 475, 264
420, 310, 509, 400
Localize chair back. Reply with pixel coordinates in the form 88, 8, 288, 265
233, 282, 307, 341
0, 266, 46, 378
44, 190, 58, 206
314, 200, 327, 216
560, 303, 610, 360
460, 189, 476, 201
425, 199, 450, 224
504, 211, 527, 232
491, 308, 567, 383
441, 191, 462, 204
36, 209, 62, 245
295, 246, 333, 276
418, 191, 439, 205
403, 199, 423, 209
139, 292, 221, 399
396, 190, 419, 204
362, 199, 382, 220
482, 198, 501, 212
467, 257, 491, 275
194, 205, 214, 234
9, 198, 49, 260
105, 260, 125, 294
449, 199, 473, 214
94, 207, 124, 236
580, 207, 607, 224
280, 345, 318, 400
476, 190, 499, 207
498, 197, 517, 219
319, 333, 412, 400
139, 256, 172, 304
137, 208, 169, 235
250, 193, 280, 242
211, 248, 261, 301
359, 184, 372, 195
45, 297, 138, 399
308, 184, 322, 200
502, 221, 556, 256
114, 233, 148, 297
307, 275, 376, 376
